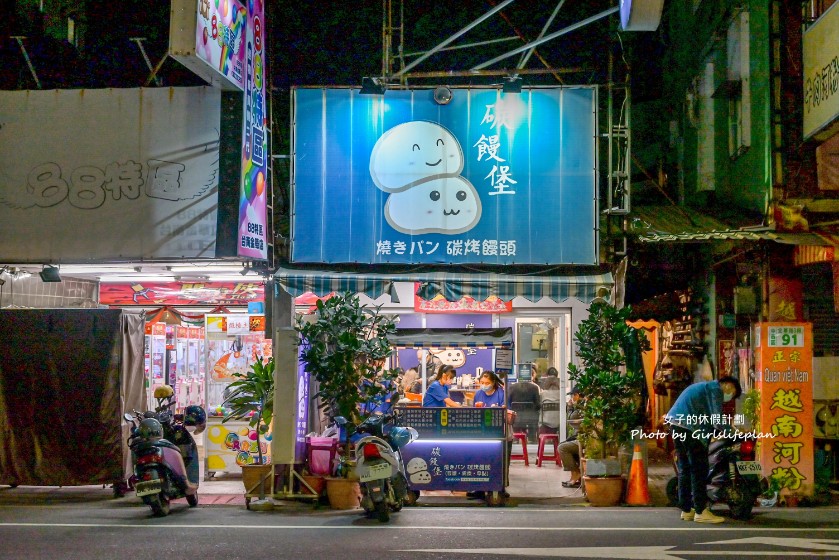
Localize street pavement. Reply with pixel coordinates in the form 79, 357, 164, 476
1, 441, 838, 560
0, 496, 837, 560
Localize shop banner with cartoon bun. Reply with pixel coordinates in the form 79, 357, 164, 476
754, 322, 814, 496
205, 421, 272, 473
401, 440, 503, 492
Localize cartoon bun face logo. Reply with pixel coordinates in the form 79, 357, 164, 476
430, 348, 467, 368
370, 121, 464, 192
371, 121, 481, 235
410, 470, 432, 485
406, 457, 428, 474
384, 177, 481, 235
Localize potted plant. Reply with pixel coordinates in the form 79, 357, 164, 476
223, 356, 275, 508
567, 300, 650, 506
295, 292, 399, 509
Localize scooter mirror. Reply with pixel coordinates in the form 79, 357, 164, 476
334, 416, 348, 426
123, 413, 134, 422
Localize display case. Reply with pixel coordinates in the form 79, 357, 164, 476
204, 314, 273, 478
144, 322, 166, 409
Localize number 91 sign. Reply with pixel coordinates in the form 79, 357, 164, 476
768, 326, 805, 347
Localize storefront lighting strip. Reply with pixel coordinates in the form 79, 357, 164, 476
168, 265, 247, 272
207, 275, 265, 282
97, 275, 177, 283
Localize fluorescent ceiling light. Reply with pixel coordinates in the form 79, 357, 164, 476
208, 275, 266, 283
168, 265, 247, 272
60, 266, 139, 274
98, 275, 177, 283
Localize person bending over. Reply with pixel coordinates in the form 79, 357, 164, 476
665, 376, 742, 524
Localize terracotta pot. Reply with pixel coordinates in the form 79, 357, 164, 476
300, 474, 326, 496
325, 477, 361, 510
583, 476, 624, 506
241, 464, 273, 497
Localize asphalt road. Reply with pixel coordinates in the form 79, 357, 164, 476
1, 498, 838, 560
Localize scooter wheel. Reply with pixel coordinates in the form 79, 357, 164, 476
666, 477, 679, 507
375, 500, 390, 522
403, 490, 420, 506
187, 493, 198, 507
148, 495, 170, 517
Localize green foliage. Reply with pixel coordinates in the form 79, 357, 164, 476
222, 356, 275, 465
567, 301, 650, 460
742, 389, 761, 432
295, 292, 399, 429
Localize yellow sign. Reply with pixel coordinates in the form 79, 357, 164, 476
803, 4, 839, 139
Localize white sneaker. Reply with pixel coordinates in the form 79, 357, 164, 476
680, 508, 695, 521
694, 508, 725, 524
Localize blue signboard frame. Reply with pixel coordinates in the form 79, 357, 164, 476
292, 87, 598, 265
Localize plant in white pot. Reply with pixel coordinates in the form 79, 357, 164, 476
223, 356, 275, 508
567, 300, 650, 506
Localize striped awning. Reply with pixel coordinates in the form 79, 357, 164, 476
389, 328, 513, 348
273, 268, 613, 304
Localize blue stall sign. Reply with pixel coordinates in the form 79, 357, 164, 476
402, 439, 504, 492
396, 406, 505, 439
292, 87, 598, 265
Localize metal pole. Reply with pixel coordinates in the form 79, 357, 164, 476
403, 36, 520, 58
11, 36, 41, 89
517, 0, 566, 70
130, 37, 163, 87
392, 0, 517, 78
473, 6, 618, 70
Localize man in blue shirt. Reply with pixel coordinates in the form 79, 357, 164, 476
665, 376, 742, 524
422, 365, 461, 407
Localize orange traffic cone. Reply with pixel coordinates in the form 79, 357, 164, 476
625, 442, 651, 506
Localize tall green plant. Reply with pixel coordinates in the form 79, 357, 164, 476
567, 301, 650, 460
223, 356, 275, 465
296, 292, 399, 429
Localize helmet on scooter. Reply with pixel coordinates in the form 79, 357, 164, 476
137, 418, 164, 441
184, 405, 207, 434
388, 426, 417, 449
154, 385, 175, 399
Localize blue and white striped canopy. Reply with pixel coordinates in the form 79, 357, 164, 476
273, 268, 612, 304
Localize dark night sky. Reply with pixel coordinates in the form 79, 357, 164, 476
270, 0, 625, 88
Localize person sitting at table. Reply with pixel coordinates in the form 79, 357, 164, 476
422, 364, 461, 407
472, 370, 505, 408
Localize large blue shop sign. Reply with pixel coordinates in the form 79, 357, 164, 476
292, 87, 598, 265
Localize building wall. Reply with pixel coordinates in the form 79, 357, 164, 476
0, 273, 98, 309
659, 0, 772, 215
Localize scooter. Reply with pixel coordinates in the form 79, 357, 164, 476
124, 386, 206, 517
666, 434, 765, 520
343, 413, 418, 522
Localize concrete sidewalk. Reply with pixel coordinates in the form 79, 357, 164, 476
0, 442, 674, 508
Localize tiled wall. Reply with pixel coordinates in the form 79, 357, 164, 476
0, 273, 98, 308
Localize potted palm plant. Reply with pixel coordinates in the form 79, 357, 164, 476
567, 300, 650, 506
296, 292, 399, 509
223, 356, 275, 508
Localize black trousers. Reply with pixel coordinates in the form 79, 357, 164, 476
672, 426, 709, 513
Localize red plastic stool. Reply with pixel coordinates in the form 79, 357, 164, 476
536, 433, 561, 467
510, 432, 529, 466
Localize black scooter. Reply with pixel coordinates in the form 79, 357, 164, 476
124, 389, 205, 517
666, 434, 765, 519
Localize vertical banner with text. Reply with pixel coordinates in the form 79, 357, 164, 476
755, 322, 814, 496
237, 0, 268, 259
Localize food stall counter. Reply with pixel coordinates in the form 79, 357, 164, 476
396, 405, 507, 506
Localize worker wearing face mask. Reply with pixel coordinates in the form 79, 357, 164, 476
472, 370, 505, 408
665, 376, 742, 524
